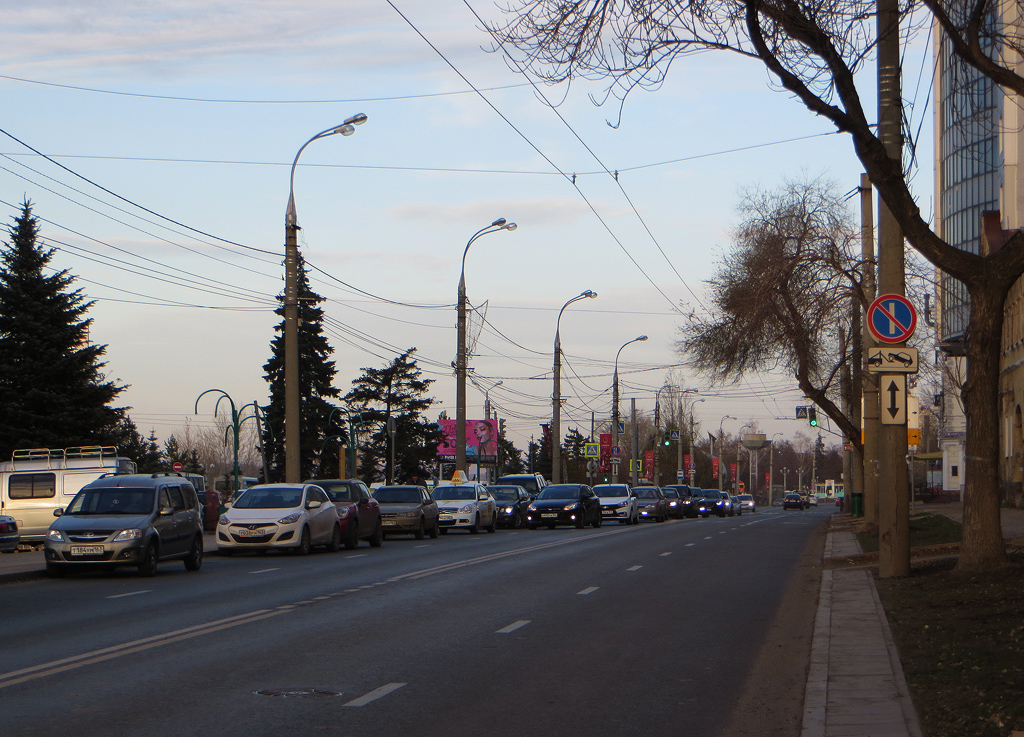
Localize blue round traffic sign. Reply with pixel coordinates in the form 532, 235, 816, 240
867, 294, 916, 344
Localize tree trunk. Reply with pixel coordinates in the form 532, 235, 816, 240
958, 280, 1009, 572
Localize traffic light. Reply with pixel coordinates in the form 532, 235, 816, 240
663, 431, 672, 446
808, 407, 818, 427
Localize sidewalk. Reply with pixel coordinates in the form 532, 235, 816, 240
801, 525, 923, 737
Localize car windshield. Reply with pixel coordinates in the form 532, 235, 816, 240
67, 488, 154, 515
233, 487, 303, 509
663, 489, 679, 499
487, 487, 520, 502
737, 495, 753, 501
596, 486, 629, 498
634, 488, 659, 499
317, 483, 353, 502
537, 485, 581, 500
373, 487, 420, 503
786, 494, 802, 500
432, 486, 475, 501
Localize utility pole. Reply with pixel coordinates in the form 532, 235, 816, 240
876, 0, 910, 578
630, 398, 639, 486
861, 173, 879, 522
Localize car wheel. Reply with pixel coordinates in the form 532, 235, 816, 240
429, 518, 440, 538
184, 535, 203, 571
592, 511, 602, 528
326, 524, 342, 552
486, 512, 497, 533
414, 518, 426, 540
295, 527, 312, 556
514, 510, 526, 529
737, 508, 742, 516
368, 520, 384, 548
574, 513, 586, 529
469, 514, 480, 534
344, 522, 359, 550
46, 563, 65, 578
137, 542, 158, 577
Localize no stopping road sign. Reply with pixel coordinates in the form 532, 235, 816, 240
867, 294, 917, 344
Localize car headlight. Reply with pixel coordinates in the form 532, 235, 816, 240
278, 513, 301, 524
503, 506, 514, 513
616, 501, 629, 508
528, 504, 537, 512
336, 506, 351, 518
219, 516, 231, 526
669, 501, 678, 507
563, 503, 578, 511
458, 504, 474, 514
47, 529, 66, 542
113, 528, 142, 542
399, 511, 418, 518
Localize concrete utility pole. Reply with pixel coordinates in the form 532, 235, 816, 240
630, 398, 639, 486
876, 0, 910, 578
611, 336, 647, 483
861, 173, 880, 522
552, 290, 597, 484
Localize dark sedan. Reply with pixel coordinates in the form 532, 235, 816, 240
701, 489, 726, 517
634, 486, 669, 522
486, 484, 532, 528
783, 493, 805, 510
661, 488, 687, 519
662, 485, 700, 518
526, 484, 602, 529
373, 485, 440, 539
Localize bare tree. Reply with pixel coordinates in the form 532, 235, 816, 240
490, 0, 1019, 571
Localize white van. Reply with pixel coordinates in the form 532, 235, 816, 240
0, 447, 135, 542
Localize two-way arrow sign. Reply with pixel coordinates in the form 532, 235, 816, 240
880, 374, 907, 425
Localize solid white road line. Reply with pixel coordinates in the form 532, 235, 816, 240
250, 568, 280, 574
627, 565, 642, 571
343, 683, 407, 707
496, 620, 531, 634
106, 590, 151, 599
347, 554, 368, 559
577, 587, 599, 595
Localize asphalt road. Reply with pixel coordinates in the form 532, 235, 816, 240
0, 507, 831, 736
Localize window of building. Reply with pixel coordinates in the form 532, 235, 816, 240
951, 465, 959, 477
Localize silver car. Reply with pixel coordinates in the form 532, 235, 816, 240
594, 484, 639, 524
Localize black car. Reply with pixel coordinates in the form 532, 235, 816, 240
634, 486, 669, 522
783, 492, 805, 510
486, 484, 532, 528
662, 485, 700, 518
702, 488, 727, 517
526, 484, 602, 529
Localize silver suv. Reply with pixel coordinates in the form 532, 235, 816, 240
44, 473, 204, 577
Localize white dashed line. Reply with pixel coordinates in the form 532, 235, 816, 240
496, 620, 531, 634
250, 568, 280, 574
106, 590, 151, 599
343, 683, 407, 707
577, 587, 599, 595
704, 536, 713, 540
719, 531, 727, 535
347, 554, 368, 559
627, 565, 642, 571
660, 552, 672, 557
685, 543, 696, 547
414, 545, 429, 548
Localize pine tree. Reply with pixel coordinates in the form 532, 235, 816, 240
113, 416, 163, 472
344, 348, 442, 484
496, 422, 523, 475
163, 434, 203, 473
261, 255, 343, 481
0, 201, 125, 457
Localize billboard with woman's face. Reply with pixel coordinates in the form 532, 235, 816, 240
437, 419, 497, 462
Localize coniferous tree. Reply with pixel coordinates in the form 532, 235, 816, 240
496, 424, 523, 475
344, 348, 442, 484
113, 416, 163, 472
262, 255, 343, 481
0, 201, 125, 457
163, 434, 203, 473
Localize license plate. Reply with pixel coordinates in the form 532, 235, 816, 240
440, 514, 454, 521
237, 528, 268, 537
382, 520, 398, 526
541, 513, 558, 518
70, 545, 104, 555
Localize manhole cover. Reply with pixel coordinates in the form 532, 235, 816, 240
254, 688, 342, 698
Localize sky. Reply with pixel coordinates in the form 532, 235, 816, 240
0, 0, 936, 453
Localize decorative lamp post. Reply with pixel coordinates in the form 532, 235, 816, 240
552, 290, 597, 483
611, 335, 648, 482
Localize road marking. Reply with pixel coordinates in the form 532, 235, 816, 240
704, 536, 712, 540
685, 543, 696, 547
627, 565, 642, 571
660, 552, 672, 557
106, 590, 151, 599
577, 587, 599, 595
496, 620, 530, 634
250, 568, 280, 574
347, 554, 368, 559
343, 682, 406, 707
414, 544, 429, 548
719, 531, 727, 535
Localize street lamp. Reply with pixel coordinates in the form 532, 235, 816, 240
482, 380, 503, 483
612, 335, 648, 482
718, 415, 736, 494
283, 114, 367, 483
552, 290, 597, 483
769, 431, 784, 506
456, 218, 516, 476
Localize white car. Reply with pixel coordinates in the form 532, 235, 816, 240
736, 494, 756, 513
431, 484, 497, 534
217, 484, 341, 555
594, 484, 639, 524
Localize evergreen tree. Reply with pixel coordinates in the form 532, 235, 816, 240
261, 255, 343, 481
0, 201, 125, 457
344, 348, 442, 484
561, 427, 587, 483
497, 422, 523, 475
113, 416, 163, 472
163, 434, 203, 473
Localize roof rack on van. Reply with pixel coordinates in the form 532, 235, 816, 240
6, 446, 133, 472
150, 472, 186, 479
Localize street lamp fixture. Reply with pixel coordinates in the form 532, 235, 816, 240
611, 335, 648, 483
551, 290, 597, 483
456, 218, 517, 475
283, 115, 367, 483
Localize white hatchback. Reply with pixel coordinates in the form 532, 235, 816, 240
217, 484, 341, 555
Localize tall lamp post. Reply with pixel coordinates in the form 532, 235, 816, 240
718, 415, 736, 494
611, 335, 648, 483
552, 290, 597, 483
456, 218, 516, 476
482, 380, 503, 484
284, 114, 367, 483
768, 431, 784, 506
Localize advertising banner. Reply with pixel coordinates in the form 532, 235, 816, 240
436, 419, 497, 462
599, 433, 612, 471
712, 457, 719, 478
644, 451, 655, 480
730, 463, 737, 481
765, 472, 770, 491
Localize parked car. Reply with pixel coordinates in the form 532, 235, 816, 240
526, 484, 602, 529
661, 485, 700, 518
432, 483, 497, 533
372, 485, 439, 539
308, 478, 384, 549
735, 494, 756, 513
783, 492, 805, 510
218, 483, 341, 556
45, 473, 204, 577
495, 473, 547, 497
0, 514, 20, 552
634, 486, 669, 522
486, 485, 532, 528
594, 483, 639, 525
